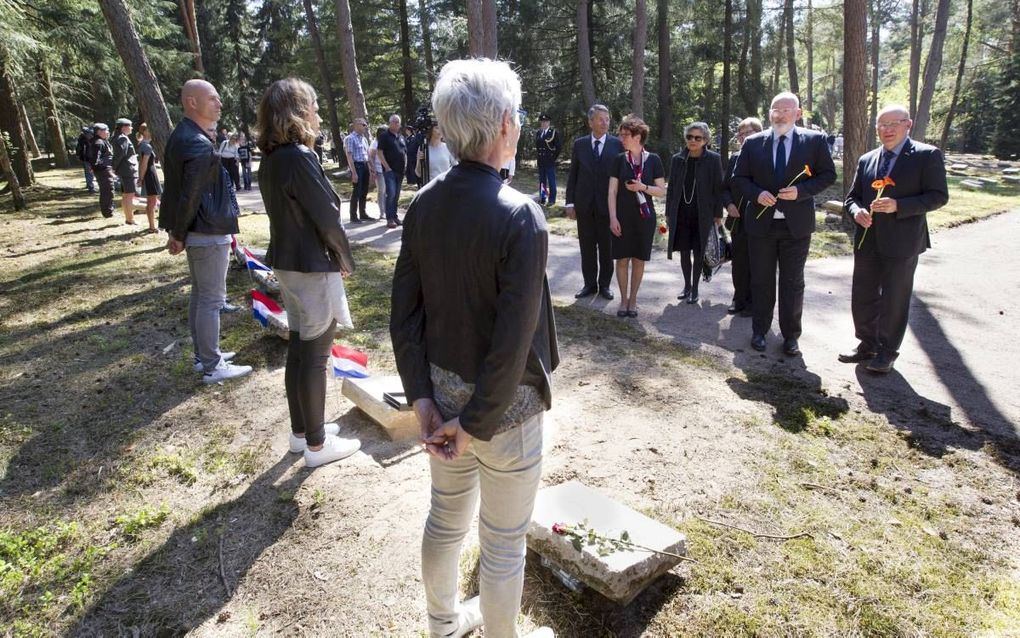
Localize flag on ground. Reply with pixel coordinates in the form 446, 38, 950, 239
244, 247, 272, 272
331, 344, 369, 378
251, 289, 286, 328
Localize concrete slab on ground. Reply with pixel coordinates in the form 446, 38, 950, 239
342, 376, 419, 441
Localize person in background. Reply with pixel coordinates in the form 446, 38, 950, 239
721, 117, 763, 316
378, 114, 407, 228
218, 133, 241, 191
135, 122, 161, 234
111, 118, 139, 225
535, 113, 562, 206
416, 123, 456, 184
344, 117, 372, 223
391, 57, 556, 638
75, 126, 96, 193
607, 114, 666, 318
369, 126, 387, 219
500, 154, 516, 184
91, 123, 115, 219
257, 77, 362, 467
237, 132, 253, 191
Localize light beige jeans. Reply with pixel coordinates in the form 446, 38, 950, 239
423, 412, 543, 638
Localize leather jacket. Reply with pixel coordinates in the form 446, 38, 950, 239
159, 117, 239, 240
390, 161, 559, 441
258, 143, 355, 275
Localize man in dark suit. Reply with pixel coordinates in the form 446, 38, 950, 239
841, 105, 949, 373
732, 92, 837, 355
565, 104, 624, 300
722, 116, 763, 316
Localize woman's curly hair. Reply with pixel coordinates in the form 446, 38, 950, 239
255, 78, 319, 153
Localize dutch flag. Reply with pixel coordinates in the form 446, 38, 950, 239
331, 344, 369, 378
251, 289, 285, 328
244, 247, 272, 272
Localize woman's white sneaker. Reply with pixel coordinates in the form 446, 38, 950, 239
304, 434, 361, 467
194, 351, 236, 372
201, 360, 252, 384
288, 423, 341, 453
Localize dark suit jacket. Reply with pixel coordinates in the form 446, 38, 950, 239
845, 138, 948, 259
565, 134, 624, 216
664, 149, 724, 260
731, 126, 837, 239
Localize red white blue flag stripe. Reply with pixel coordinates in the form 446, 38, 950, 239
331, 344, 369, 378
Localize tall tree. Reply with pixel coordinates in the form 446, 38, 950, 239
657, 0, 672, 144
301, 0, 343, 155
398, 0, 414, 120
333, 0, 368, 121
749, 0, 764, 114
844, 0, 869, 196
908, 0, 926, 116
993, 0, 1020, 158
19, 102, 40, 158
0, 44, 33, 186
940, 0, 972, 149
805, 0, 813, 123
178, 0, 204, 73
39, 63, 69, 168
771, 15, 785, 97
0, 135, 26, 211
784, 0, 800, 95
419, 0, 436, 89
466, 0, 497, 57
721, 0, 732, 165
630, 0, 647, 117
869, 0, 881, 147
96, 0, 173, 158
482, 0, 497, 56
913, 0, 951, 141
577, 0, 597, 107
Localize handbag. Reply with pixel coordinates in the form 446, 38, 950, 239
703, 222, 732, 272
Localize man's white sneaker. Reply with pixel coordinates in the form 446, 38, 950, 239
524, 628, 554, 638
451, 596, 483, 638
193, 351, 236, 372
201, 360, 252, 384
288, 423, 341, 453
303, 434, 361, 467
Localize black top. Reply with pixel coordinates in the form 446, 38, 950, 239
391, 161, 559, 441
378, 130, 407, 174
610, 151, 663, 261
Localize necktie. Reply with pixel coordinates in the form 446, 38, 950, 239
593, 139, 601, 158
878, 149, 895, 178
774, 134, 787, 183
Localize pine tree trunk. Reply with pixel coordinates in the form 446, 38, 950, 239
466, 0, 497, 58
96, 0, 174, 158
577, 0, 597, 107
912, 0, 950, 141
737, 0, 751, 113
940, 0, 972, 149
749, 0, 763, 114
178, 0, 204, 73
398, 0, 415, 121
721, 0, 732, 165
19, 102, 40, 158
0, 135, 26, 211
0, 45, 33, 186
333, 0, 368, 121
419, 0, 436, 89
908, 0, 924, 116
482, 0, 497, 57
844, 0, 869, 200
39, 64, 69, 168
657, 0, 672, 146
302, 0, 344, 160
805, 0, 813, 123
869, 0, 880, 148
631, 0, 647, 118
703, 65, 715, 124
784, 0, 799, 95
771, 16, 785, 98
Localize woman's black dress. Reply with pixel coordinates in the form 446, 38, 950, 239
138, 140, 162, 196
610, 151, 664, 261
673, 155, 701, 252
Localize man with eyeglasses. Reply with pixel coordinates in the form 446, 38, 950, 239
840, 105, 948, 373
732, 91, 837, 356
722, 117, 764, 316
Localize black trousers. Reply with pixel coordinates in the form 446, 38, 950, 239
285, 320, 336, 447
851, 250, 919, 355
349, 161, 369, 220
748, 220, 810, 339
728, 219, 752, 309
576, 207, 613, 289
95, 166, 115, 217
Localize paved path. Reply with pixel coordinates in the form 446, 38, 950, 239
241, 179, 1020, 443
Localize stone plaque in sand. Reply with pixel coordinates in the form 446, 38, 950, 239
528, 481, 687, 605
341, 376, 418, 441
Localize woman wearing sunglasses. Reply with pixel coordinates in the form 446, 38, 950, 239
665, 121, 724, 304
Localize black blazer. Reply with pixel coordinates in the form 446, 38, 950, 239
845, 138, 948, 260
565, 134, 624, 216
664, 149, 724, 260
731, 126, 837, 239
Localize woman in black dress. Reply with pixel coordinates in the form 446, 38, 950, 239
135, 123, 162, 234
608, 114, 666, 317
664, 122, 724, 304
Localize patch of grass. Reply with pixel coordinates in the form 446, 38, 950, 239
458, 542, 480, 597
113, 503, 171, 540
148, 451, 199, 485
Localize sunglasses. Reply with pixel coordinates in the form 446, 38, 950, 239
686, 134, 704, 141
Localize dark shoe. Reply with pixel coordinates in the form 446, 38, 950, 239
627, 309, 638, 317
394, 219, 403, 226
616, 308, 629, 317
727, 304, 744, 315
598, 287, 614, 300
739, 307, 754, 318
751, 334, 766, 351
386, 222, 397, 229
866, 351, 898, 374
783, 338, 801, 356
703, 272, 713, 283
575, 285, 597, 298
677, 286, 691, 301
359, 215, 373, 221
686, 291, 699, 304
838, 344, 878, 363
350, 218, 361, 224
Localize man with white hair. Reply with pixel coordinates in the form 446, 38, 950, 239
732, 91, 837, 356
840, 105, 948, 373
378, 113, 407, 228
391, 59, 557, 638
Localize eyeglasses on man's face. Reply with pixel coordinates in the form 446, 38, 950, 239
686, 134, 704, 141
876, 119, 909, 130
770, 107, 796, 115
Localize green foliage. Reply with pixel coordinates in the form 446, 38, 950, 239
113, 503, 171, 540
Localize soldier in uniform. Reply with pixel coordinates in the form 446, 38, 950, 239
91, 123, 116, 219
535, 113, 562, 206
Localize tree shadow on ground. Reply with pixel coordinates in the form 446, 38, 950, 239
69, 454, 306, 636
522, 550, 684, 638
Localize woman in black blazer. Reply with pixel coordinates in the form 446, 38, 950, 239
664, 122, 724, 304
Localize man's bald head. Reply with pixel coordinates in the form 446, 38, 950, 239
181, 79, 222, 130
